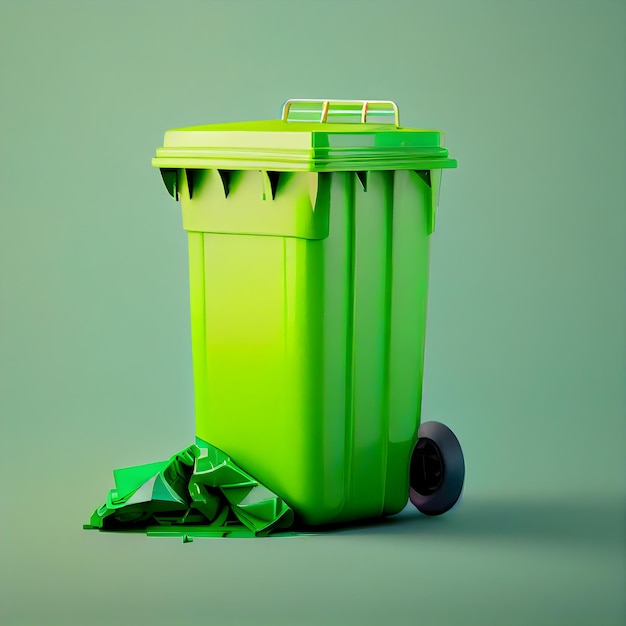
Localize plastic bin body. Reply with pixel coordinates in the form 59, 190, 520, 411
153, 101, 456, 526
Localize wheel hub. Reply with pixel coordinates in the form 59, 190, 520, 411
410, 437, 444, 495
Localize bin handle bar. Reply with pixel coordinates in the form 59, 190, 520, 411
281, 99, 400, 126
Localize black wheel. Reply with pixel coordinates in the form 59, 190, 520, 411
409, 421, 465, 516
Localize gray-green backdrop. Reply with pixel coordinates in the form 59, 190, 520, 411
1, 1, 624, 625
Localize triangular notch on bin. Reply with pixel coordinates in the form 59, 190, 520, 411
185, 169, 195, 199
160, 168, 178, 200
268, 171, 280, 199
355, 171, 368, 191
261, 171, 281, 200
414, 170, 431, 187
218, 170, 231, 198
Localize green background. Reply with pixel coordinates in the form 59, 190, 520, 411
0, 0, 624, 624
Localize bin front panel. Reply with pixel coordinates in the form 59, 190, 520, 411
190, 232, 320, 505
188, 168, 433, 525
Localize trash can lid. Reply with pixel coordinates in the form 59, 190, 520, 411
152, 99, 457, 172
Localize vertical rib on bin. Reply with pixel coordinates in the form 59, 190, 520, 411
346, 170, 395, 520
382, 170, 432, 516
315, 172, 353, 524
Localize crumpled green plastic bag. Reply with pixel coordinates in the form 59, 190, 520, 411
84, 443, 294, 538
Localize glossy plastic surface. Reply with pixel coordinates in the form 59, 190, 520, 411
185, 170, 433, 525
152, 99, 456, 173
154, 100, 455, 526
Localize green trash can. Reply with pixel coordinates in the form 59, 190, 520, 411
151, 99, 464, 527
